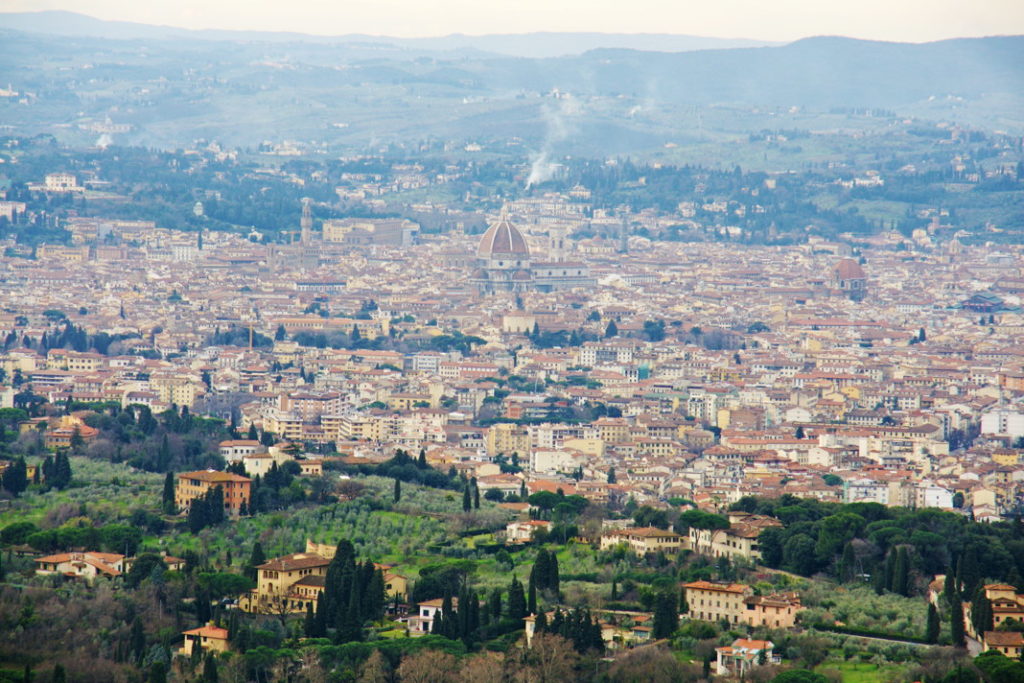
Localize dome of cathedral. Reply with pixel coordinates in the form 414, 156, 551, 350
833, 258, 866, 280
477, 214, 530, 258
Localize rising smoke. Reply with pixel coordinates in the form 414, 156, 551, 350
526, 92, 581, 188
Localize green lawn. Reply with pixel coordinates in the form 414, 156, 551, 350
825, 659, 909, 683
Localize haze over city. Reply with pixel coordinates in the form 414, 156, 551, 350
1, 2, 1024, 683
2, 0, 1024, 41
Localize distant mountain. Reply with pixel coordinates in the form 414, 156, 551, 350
0, 10, 777, 57
0, 17, 1022, 151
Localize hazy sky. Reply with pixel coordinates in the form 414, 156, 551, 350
2, 0, 1023, 41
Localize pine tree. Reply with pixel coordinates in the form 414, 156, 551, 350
926, 603, 940, 644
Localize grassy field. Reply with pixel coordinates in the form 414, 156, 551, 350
824, 659, 910, 683
0, 456, 163, 528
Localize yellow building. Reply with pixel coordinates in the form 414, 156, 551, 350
240, 552, 330, 614
175, 470, 251, 517
684, 580, 753, 625
180, 624, 230, 657
599, 527, 685, 556
485, 422, 531, 457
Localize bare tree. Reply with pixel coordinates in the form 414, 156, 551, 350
398, 650, 458, 683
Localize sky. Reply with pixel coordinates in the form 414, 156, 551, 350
1, 0, 1023, 42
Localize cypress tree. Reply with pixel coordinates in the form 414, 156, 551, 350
926, 603, 940, 644
488, 588, 502, 621
129, 617, 146, 663
971, 587, 993, 635
950, 596, 966, 647
839, 542, 856, 583
313, 592, 327, 638
508, 576, 527, 620
418, 449, 427, 467
528, 571, 537, 615
304, 602, 316, 637
244, 542, 265, 582
393, 478, 401, 503
202, 654, 218, 683
162, 471, 176, 514
1, 456, 27, 496
959, 550, 981, 599
944, 567, 957, 604
884, 550, 896, 592
472, 477, 480, 509
653, 590, 679, 639
52, 451, 72, 490
462, 484, 471, 512
893, 546, 910, 596
535, 609, 548, 632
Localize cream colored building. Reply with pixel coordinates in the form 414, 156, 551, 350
684, 581, 753, 625
599, 527, 685, 556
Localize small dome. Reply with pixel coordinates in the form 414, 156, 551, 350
478, 214, 529, 258
833, 258, 865, 280
511, 270, 531, 281
471, 268, 489, 280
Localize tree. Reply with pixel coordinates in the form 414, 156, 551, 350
607, 467, 616, 484
652, 590, 679, 639
972, 587, 994, 635
51, 451, 72, 490
398, 650, 457, 683
521, 632, 579, 683
927, 603, 941, 644
244, 542, 265, 582
462, 484, 471, 512
358, 649, 392, 683
162, 471, 176, 514
274, 324, 286, 341
202, 654, 219, 683
604, 320, 618, 338
509, 576, 527, 620
393, 478, 401, 503
951, 595, 967, 647
2, 457, 27, 496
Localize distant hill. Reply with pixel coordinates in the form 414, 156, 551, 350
0, 16, 1021, 151
0, 11, 777, 57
